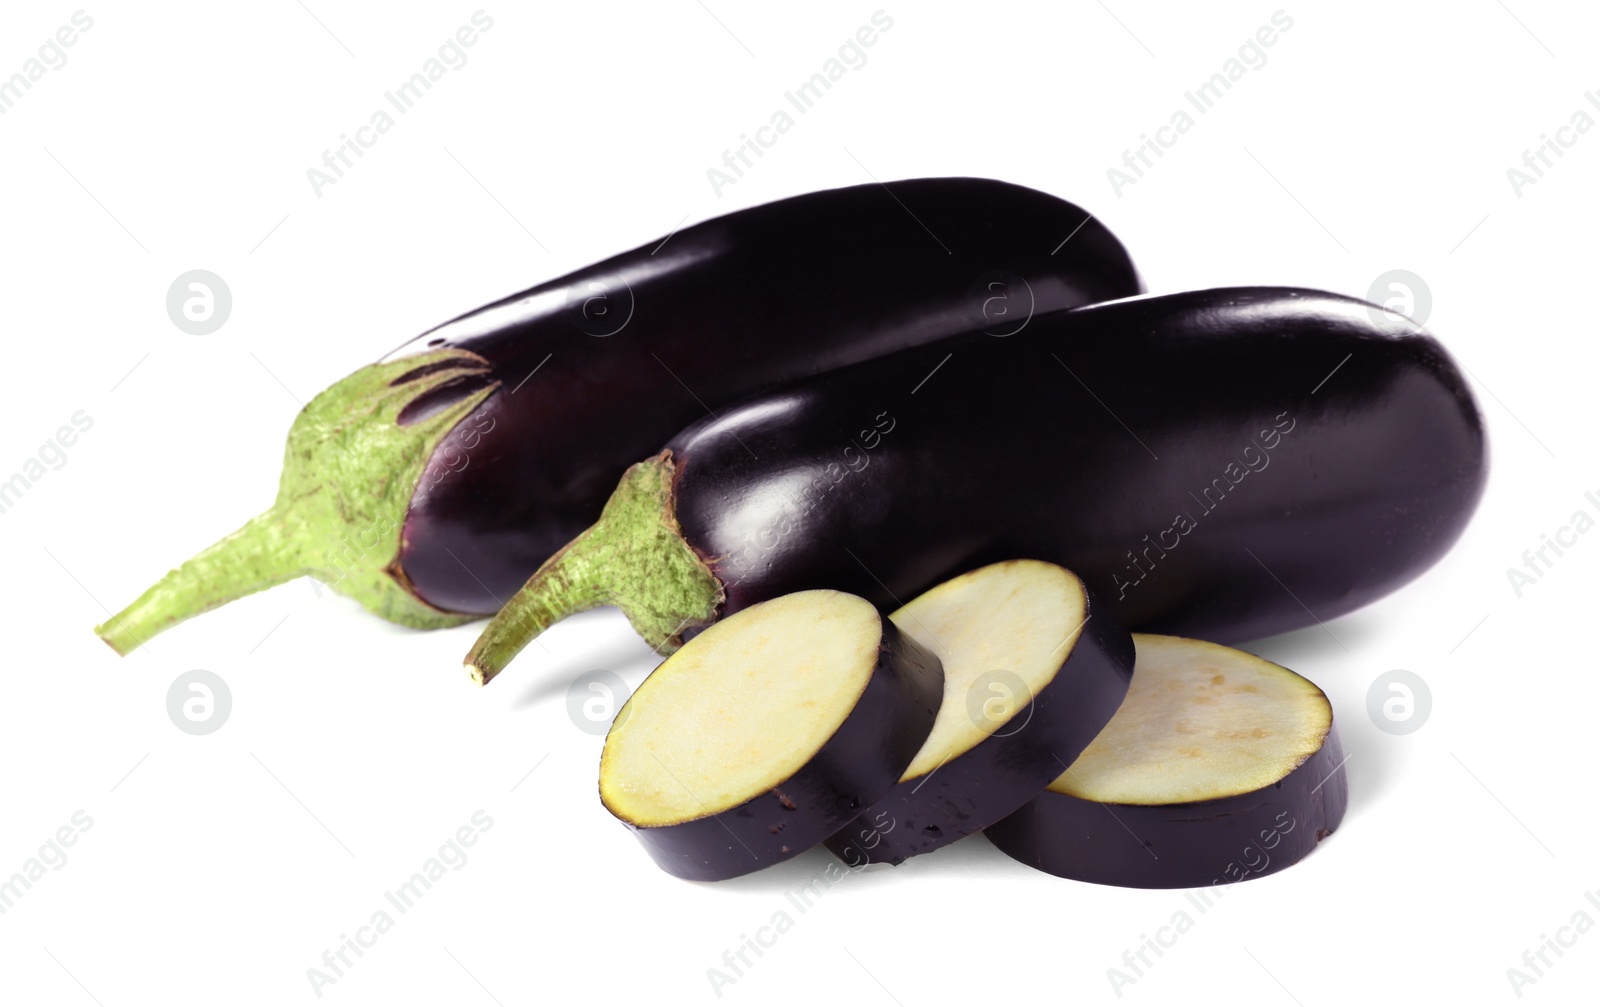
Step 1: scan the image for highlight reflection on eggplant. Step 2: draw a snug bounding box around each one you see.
[96,178,1139,653]
[598,591,942,881]
[466,287,1487,683]
[985,634,1346,888]
[825,560,1134,866]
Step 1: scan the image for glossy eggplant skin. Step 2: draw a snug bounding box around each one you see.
[666,288,1487,643]
[615,617,943,882]
[825,579,1134,867]
[984,720,1347,888]
[385,178,1141,613]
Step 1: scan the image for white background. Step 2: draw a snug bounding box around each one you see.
[1,1,1596,1004]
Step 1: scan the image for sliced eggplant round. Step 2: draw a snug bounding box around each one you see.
[985,634,1346,889]
[824,561,1134,866]
[599,590,942,881]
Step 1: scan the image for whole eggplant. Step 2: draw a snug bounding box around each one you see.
[96,178,1139,653]
[466,287,1487,683]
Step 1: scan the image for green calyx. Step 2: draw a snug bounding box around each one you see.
[95,348,497,655]
[464,452,725,686]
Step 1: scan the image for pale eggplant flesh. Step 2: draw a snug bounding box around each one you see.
[599,591,943,882]
[984,634,1347,889]
[825,561,1134,866]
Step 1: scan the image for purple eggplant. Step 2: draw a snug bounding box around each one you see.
[465,287,1487,684]
[95,178,1139,653]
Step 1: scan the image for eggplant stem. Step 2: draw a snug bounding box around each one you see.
[95,510,306,655]
[464,452,724,686]
[93,348,494,654]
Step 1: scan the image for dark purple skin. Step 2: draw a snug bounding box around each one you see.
[665,287,1488,644]
[983,721,1348,888]
[611,616,943,883]
[383,178,1141,613]
[826,577,1135,866]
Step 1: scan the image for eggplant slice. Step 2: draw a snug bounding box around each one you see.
[599,590,942,881]
[986,634,1347,888]
[825,561,1133,865]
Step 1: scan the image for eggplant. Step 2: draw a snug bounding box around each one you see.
[465,286,1486,683]
[824,560,1134,866]
[95,178,1139,654]
[598,590,942,881]
[984,634,1347,888]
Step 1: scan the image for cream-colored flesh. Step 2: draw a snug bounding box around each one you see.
[892,560,1087,782]
[1051,634,1332,805]
[600,590,882,828]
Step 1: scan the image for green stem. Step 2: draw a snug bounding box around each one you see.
[93,348,494,654]
[465,452,725,686]
[96,510,306,655]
